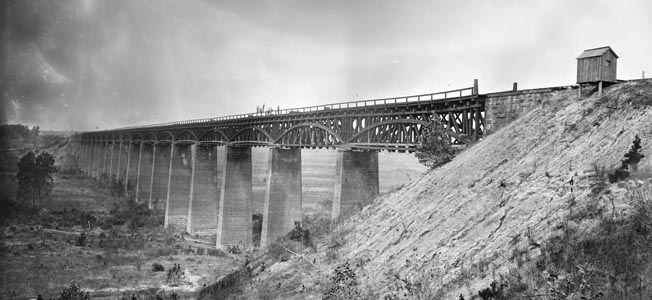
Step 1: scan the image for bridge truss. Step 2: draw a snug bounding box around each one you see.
[82,85,484,152]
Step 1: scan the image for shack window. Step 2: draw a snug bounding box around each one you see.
[605,59,611,67]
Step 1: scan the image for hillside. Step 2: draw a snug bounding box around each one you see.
[235,79,652,299]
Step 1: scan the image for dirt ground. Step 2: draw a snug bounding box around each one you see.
[0,172,240,300]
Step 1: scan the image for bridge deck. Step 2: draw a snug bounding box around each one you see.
[83,85,484,152]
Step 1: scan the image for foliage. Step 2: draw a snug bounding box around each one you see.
[50,281,89,300]
[0,124,39,140]
[322,262,363,300]
[477,281,507,300]
[414,117,460,169]
[107,199,164,230]
[152,263,165,272]
[287,221,315,250]
[503,185,652,299]
[166,263,184,286]
[15,150,57,208]
[609,135,645,182]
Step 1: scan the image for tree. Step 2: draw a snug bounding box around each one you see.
[414,117,463,169]
[15,150,57,208]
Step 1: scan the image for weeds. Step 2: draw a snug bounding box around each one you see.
[322,262,363,300]
[166,263,184,286]
[609,135,645,182]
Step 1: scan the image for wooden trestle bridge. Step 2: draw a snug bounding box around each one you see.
[81,81,484,150]
[77,81,485,247]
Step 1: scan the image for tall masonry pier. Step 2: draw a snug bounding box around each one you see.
[76,81,485,248]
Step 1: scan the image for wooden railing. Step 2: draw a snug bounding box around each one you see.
[104,84,477,132]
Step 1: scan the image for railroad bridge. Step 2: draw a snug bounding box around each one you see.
[77,81,485,247]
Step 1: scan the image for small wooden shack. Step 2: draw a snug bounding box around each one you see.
[577,46,618,96]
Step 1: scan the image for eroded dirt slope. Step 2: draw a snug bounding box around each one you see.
[328,79,652,298]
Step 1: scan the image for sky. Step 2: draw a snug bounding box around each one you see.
[3,0,652,130]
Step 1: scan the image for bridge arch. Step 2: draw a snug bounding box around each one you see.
[198,129,229,144]
[144,132,157,143]
[175,130,198,144]
[229,127,273,145]
[346,119,427,144]
[131,133,144,142]
[157,131,175,143]
[274,122,343,146]
[119,133,132,141]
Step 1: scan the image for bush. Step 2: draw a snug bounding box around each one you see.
[502,185,652,299]
[609,135,645,183]
[152,263,164,272]
[322,262,363,300]
[52,281,89,300]
[414,117,461,169]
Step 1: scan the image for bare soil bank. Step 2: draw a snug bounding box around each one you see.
[224,80,652,299]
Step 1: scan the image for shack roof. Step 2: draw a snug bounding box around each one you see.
[577,46,619,59]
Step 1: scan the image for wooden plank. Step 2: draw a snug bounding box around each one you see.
[462,109,468,135]
[449,111,460,133]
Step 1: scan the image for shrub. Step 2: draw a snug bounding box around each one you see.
[503,185,652,299]
[152,263,165,272]
[53,281,89,300]
[609,135,645,183]
[414,117,461,169]
[166,263,184,286]
[322,262,363,300]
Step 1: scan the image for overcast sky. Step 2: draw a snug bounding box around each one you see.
[4,0,652,130]
[153,0,652,124]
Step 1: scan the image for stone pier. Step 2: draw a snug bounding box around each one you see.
[137,143,154,204]
[216,146,252,247]
[125,143,140,196]
[261,148,302,248]
[332,150,379,220]
[164,144,193,228]
[101,141,110,181]
[187,145,222,234]
[151,144,171,210]
[114,142,123,182]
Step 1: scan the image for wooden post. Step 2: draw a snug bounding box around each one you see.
[474,107,481,140]
[598,81,603,96]
[473,79,479,95]
[462,109,469,136]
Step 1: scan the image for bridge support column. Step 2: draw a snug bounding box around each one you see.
[115,142,123,182]
[150,144,171,210]
[188,145,221,234]
[216,146,252,247]
[332,150,379,220]
[88,141,94,176]
[125,143,140,197]
[124,143,133,195]
[93,140,101,179]
[164,144,193,229]
[137,143,153,204]
[261,148,302,248]
[84,140,93,176]
[107,141,115,182]
[101,141,109,181]
[81,141,87,175]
